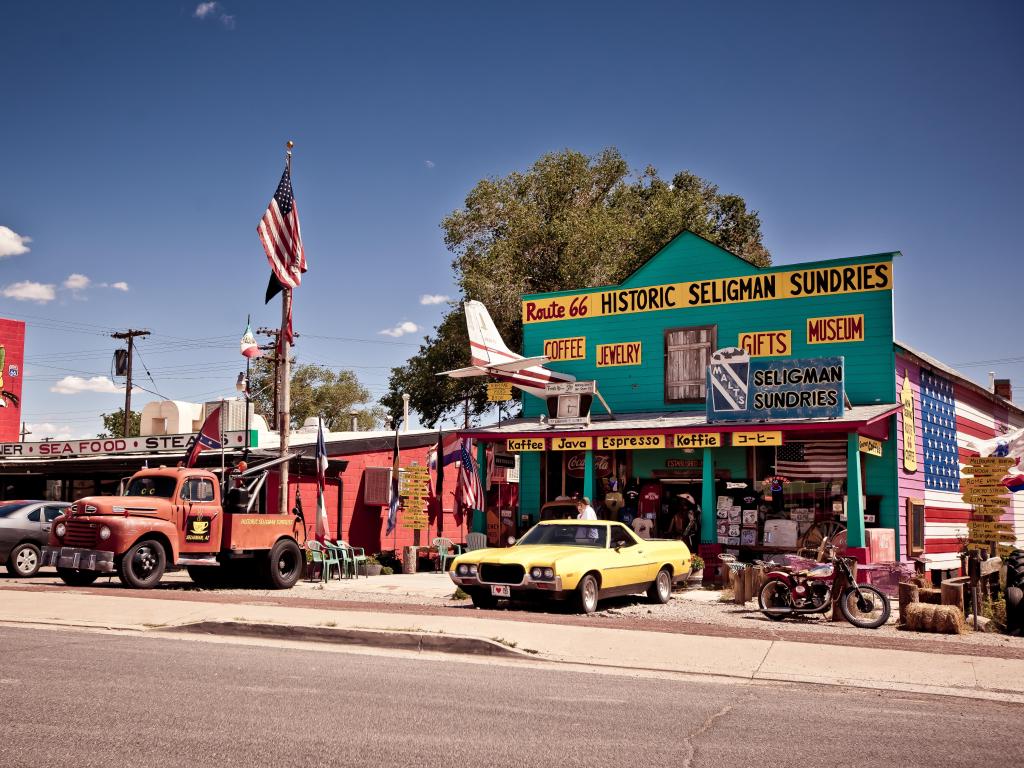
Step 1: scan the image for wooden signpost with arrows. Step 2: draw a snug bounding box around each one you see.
[961,455,1015,629]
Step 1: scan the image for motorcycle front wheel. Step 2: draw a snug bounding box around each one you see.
[839,585,891,629]
[757,578,792,622]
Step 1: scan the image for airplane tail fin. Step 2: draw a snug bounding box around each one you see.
[464,300,516,365]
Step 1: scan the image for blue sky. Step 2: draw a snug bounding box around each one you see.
[1,1,1022,439]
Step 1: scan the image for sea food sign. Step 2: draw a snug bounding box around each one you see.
[706,348,844,423]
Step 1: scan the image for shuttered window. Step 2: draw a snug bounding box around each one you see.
[665,325,716,403]
[363,467,392,506]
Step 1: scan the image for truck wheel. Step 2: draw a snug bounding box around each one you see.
[57,568,99,587]
[266,539,302,589]
[119,539,166,589]
[647,567,672,604]
[7,542,41,577]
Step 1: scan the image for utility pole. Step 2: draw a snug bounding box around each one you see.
[20,422,30,442]
[111,329,150,437]
[256,328,281,426]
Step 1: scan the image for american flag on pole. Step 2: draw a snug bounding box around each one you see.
[257,164,307,342]
[456,438,485,525]
[314,418,329,543]
[775,441,847,479]
[387,425,400,535]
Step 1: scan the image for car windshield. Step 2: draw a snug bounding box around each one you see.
[518,524,607,548]
[125,476,177,498]
[0,503,29,518]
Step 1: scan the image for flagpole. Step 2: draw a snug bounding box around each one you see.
[278,140,294,517]
[220,397,226,479]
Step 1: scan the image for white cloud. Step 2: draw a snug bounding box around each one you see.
[0,226,31,258]
[25,422,76,441]
[193,2,217,18]
[110,281,129,292]
[220,14,236,29]
[2,281,56,303]
[379,321,419,338]
[420,293,450,305]
[424,160,435,169]
[50,376,134,395]
[63,273,91,291]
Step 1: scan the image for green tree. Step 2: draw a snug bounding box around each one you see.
[97,408,141,438]
[248,358,384,432]
[383,147,771,426]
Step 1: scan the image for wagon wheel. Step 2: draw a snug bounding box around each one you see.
[798,521,847,559]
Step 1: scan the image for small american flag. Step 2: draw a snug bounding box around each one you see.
[257,165,306,291]
[775,441,847,479]
[456,438,484,524]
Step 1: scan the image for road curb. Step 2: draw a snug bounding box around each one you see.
[162,620,530,657]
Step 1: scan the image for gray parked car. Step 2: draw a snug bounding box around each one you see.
[0,501,72,577]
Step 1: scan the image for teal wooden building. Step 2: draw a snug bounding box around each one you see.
[462,231,902,560]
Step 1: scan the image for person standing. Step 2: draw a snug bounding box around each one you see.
[575,497,597,520]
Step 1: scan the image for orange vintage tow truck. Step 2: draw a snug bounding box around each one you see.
[42,457,305,589]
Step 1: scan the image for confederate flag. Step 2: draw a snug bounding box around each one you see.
[184,407,222,468]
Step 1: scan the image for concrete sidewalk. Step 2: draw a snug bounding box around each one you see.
[2,590,1022,703]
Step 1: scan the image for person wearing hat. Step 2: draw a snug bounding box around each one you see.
[575,496,597,521]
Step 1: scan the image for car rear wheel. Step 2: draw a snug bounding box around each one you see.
[576,574,600,614]
[647,567,672,604]
[119,539,166,589]
[57,568,99,587]
[7,542,41,577]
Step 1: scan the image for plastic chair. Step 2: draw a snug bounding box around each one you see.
[466,532,487,552]
[323,540,353,579]
[432,537,463,572]
[307,541,342,582]
[336,540,367,578]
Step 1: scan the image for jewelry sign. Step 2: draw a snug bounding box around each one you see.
[706,348,844,423]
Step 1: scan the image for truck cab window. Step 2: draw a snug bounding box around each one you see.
[181,478,215,502]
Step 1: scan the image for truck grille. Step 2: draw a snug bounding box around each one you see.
[64,520,98,549]
[479,564,524,585]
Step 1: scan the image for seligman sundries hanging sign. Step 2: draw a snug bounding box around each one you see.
[706,348,844,423]
[522,261,891,324]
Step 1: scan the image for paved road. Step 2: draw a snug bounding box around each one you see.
[0,627,1018,768]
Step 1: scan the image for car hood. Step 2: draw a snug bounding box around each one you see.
[70,496,170,519]
[458,544,604,566]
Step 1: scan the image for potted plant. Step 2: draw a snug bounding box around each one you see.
[688,555,705,584]
[360,555,383,577]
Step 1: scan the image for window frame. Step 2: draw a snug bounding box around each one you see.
[664,324,717,404]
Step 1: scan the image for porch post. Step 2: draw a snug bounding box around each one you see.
[583,450,596,505]
[701,447,716,543]
[846,432,865,548]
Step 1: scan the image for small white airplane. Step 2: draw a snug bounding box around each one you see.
[438,300,575,400]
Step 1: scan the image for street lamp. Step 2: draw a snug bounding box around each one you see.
[236,370,251,459]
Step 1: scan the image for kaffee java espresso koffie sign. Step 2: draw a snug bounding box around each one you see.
[707,348,844,423]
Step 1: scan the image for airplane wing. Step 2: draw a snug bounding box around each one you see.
[436,366,487,378]
[486,356,551,373]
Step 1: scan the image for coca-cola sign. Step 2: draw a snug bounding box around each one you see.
[566,452,612,478]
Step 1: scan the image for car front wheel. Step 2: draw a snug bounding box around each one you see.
[575,574,599,614]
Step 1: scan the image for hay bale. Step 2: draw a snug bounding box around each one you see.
[903,603,965,634]
[898,581,920,622]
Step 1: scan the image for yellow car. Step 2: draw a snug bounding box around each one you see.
[449,519,691,613]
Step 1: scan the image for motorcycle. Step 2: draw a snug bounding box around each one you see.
[748,539,891,629]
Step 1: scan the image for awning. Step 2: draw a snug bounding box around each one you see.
[461,403,900,441]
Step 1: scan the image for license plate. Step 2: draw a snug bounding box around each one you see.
[490,585,511,597]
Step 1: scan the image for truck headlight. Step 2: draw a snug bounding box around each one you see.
[55,522,66,537]
[99,525,112,541]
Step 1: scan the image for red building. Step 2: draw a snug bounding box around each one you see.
[0,318,26,442]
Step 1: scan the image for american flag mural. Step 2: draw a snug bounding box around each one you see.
[898,355,1024,571]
